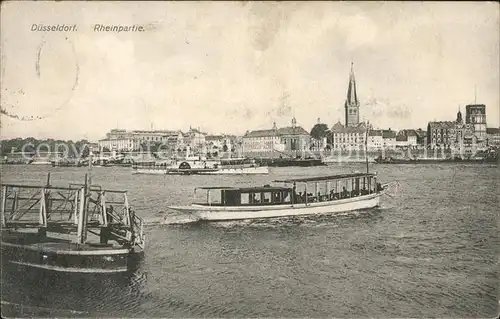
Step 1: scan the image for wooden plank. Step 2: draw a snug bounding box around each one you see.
[1,185,82,191]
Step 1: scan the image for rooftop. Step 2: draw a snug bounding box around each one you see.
[399,129,419,137]
[331,121,367,134]
[428,121,456,129]
[369,130,383,137]
[195,186,291,192]
[244,126,309,138]
[382,130,396,139]
[487,127,500,134]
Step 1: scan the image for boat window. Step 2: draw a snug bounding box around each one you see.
[262,192,271,203]
[241,193,250,204]
[222,190,241,206]
[250,192,261,204]
[272,191,281,203]
[282,191,291,203]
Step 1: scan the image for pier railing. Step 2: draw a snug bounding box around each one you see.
[0,182,144,249]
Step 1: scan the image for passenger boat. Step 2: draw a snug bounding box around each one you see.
[169,127,391,221]
[1,173,145,273]
[133,157,269,175]
[168,173,390,221]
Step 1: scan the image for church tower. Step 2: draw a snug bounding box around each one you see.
[456,106,463,124]
[345,62,360,127]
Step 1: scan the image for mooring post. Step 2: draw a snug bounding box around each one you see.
[1,186,7,227]
[77,174,89,244]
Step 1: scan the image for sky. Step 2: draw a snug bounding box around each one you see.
[1,1,499,141]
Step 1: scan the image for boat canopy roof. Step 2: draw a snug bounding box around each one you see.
[195,185,291,192]
[274,173,376,183]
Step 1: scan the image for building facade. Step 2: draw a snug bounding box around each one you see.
[427,121,455,148]
[427,110,474,150]
[330,122,367,150]
[99,129,184,151]
[487,128,500,146]
[279,118,311,152]
[205,134,233,153]
[242,118,310,154]
[98,138,140,151]
[183,127,206,148]
[395,130,419,148]
[382,129,397,149]
[367,130,383,150]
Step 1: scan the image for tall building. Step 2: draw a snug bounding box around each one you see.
[465,104,487,145]
[454,108,474,150]
[427,109,474,149]
[427,121,455,148]
[330,121,367,151]
[344,62,360,127]
[99,129,184,151]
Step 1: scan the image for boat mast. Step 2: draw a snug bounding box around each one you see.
[88,147,93,187]
[365,123,369,174]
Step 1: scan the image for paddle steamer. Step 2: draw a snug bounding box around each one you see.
[133,157,269,175]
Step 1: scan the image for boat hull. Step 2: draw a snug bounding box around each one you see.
[267,159,325,167]
[133,166,269,175]
[1,240,143,274]
[199,166,269,175]
[169,191,383,221]
[134,168,168,175]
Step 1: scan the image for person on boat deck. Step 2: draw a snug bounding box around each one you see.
[377,183,383,192]
[251,193,259,203]
[273,192,280,203]
[342,187,348,198]
[296,191,302,203]
[361,187,368,195]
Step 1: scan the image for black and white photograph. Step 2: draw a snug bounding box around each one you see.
[1,1,499,318]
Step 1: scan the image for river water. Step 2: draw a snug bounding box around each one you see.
[1,163,499,318]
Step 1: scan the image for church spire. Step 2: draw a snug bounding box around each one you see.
[346,61,359,106]
[345,61,360,127]
[456,105,463,123]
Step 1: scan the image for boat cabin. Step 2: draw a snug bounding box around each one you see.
[196,186,293,206]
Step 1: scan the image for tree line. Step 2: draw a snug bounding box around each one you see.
[0,138,91,157]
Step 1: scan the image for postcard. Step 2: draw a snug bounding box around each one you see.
[1,1,498,318]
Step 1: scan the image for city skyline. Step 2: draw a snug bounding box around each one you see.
[1,2,499,141]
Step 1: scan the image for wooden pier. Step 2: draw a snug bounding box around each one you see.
[1,173,145,273]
